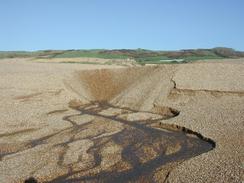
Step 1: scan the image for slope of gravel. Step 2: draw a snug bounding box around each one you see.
[164,63,244,182]
[0,58,243,183]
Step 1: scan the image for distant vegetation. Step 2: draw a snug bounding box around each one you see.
[1,47,244,64]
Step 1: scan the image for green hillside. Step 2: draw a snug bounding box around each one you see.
[1,47,244,64]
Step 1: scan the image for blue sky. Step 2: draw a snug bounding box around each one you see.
[0,0,243,51]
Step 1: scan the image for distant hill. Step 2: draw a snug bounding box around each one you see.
[1,47,244,64]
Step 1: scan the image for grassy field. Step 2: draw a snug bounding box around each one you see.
[1,47,243,64]
[54,50,130,59]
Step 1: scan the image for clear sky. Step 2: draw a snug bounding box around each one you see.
[0,0,243,51]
